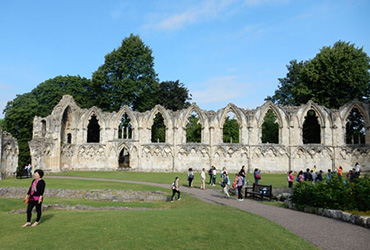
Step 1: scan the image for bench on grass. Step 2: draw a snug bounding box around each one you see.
[245,183,272,201]
[16,169,29,179]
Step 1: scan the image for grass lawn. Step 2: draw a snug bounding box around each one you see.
[0,174,317,250]
[49,171,290,188]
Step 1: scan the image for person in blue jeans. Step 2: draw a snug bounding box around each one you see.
[212,166,217,186]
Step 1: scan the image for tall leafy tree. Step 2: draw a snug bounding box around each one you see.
[157,80,191,111]
[3,93,39,168]
[266,60,306,106]
[2,76,92,168]
[267,41,370,109]
[92,34,159,112]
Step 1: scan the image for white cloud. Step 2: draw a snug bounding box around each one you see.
[143,0,237,31]
[190,75,252,110]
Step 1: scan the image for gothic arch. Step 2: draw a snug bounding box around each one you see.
[80,107,104,129]
[298,101,327,129]
[342,102,370,128]
[219,104,244,128]
[147,105,171,129]
[182,104,206,129]
[257,102,285,129]
[61,106,74,144]
[114,105,139,129]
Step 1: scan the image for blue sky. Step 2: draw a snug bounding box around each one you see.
[1,0,369,118]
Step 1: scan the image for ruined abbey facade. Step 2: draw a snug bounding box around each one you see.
[0,127,18,178]
[29,95,370,173]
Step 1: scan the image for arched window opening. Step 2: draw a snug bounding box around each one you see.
[118,113,132,139]
[41,120,47,138]
[151,113,166,143]
[67,133,72,144]
[118,148,130,169]
[186,111,201,143]
[87,115,100,143]
[346,108,365,144]
[261,109,279,143]
[61,107,72,144]
[223,112,239,143]
[302,109,320,144]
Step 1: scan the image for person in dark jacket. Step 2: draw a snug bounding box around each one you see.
[22,169,46,227]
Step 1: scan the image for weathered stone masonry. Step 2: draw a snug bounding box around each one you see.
[0,127,18,178]
[30,95,370,173]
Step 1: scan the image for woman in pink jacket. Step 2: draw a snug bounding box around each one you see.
[288,170,294,188]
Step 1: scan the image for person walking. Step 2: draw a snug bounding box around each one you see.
[236,173,244,201]
[171,177,181,202]
[200,168,206,190]
[187,168,194,187]
[22,169,46,227]
[221,171,230,198]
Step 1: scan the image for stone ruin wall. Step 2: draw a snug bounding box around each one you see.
[29,95,370,174]
[0,127,18,178]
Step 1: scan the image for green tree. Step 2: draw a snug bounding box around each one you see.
[267,41,370,109]
[151,113,166,143]
[157,80,191,111]
[266,60,306,106]
[346,108,365,144]
[261,110,279,143]
[2,76,92,168]
[3,93,39,168]
[92,34,159,112]
[0,118,4,128]
[223,116,239,143]
[186,114,201,143]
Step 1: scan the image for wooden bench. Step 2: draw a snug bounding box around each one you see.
[245,183,273,201]
[16,169,29,179]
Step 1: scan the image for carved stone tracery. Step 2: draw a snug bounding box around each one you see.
[28,95,370,173]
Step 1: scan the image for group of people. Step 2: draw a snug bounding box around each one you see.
[172,165,263,201]
[287,163,362,187]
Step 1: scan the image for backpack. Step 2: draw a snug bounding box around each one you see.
[171,182,175,190]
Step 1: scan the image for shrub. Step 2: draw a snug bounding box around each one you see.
[292,174,370,211]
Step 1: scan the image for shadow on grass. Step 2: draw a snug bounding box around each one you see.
[40,213,54,224]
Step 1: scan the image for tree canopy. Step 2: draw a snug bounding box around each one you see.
[267,41,370,109]
[91,34,159,112]
[2,34,192,167]
[157,80,191,111]
[2,75,93,168]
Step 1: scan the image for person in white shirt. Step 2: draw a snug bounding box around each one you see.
[212,167,217,186]
[354,162,361,177]
[200,168,206,190]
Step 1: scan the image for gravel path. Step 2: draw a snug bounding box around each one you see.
[48,176,370,250]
